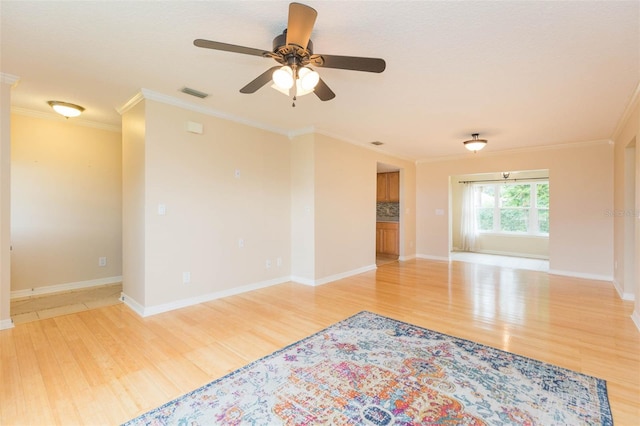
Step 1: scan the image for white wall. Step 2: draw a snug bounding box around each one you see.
[417,142,614,279]
[10,114,122,293]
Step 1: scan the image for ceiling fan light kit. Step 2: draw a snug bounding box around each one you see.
[193,2,385,106]
[273,66,294,89]
[463,133,488,153]
[47,100,85,118]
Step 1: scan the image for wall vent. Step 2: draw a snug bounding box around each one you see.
[180,87,209,99]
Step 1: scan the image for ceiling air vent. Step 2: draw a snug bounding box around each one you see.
[180,87,209,99]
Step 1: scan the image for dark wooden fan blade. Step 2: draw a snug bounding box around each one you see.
[194,39,268,57]
[314,78,336,101]
[240,66,280,94]
[310,54,386,73]
[286,3,317,49]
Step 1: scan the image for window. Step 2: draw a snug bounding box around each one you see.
[475,181,549,235]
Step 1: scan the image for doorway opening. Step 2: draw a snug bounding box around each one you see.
[376,163,401,266]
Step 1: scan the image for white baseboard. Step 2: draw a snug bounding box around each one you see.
[123,264,379,317]
[11,276,123,299]
[290,275,315,286]
[416,253,450,262]
[632,310,640,333]
[547,269,613,282]
[122,275,290,318]
[293,264,377,287]
[613,279,635,301]
[0,318,14,330]
[474,249,549,260]
[398,254,416,261]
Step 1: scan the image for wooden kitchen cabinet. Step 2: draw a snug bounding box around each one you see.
[376,172,399,202]
[376,222,399,255]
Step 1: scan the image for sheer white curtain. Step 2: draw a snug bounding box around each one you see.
[460,183,477,251]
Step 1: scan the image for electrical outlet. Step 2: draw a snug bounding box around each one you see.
[238,238,244,248]
[235,169,241,178]
[266,259,272,269]
[277,257,282,267]
[98,257,107,267]
[182,272,191,284]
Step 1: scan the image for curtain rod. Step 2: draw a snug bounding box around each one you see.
[458,177,549,184]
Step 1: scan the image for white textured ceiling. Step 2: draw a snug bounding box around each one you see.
[1,1,638,160]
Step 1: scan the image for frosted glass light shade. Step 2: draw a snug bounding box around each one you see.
[464,141,487,151]
[298,67,319,91]
[47,101,84,118]
[463,134,487,152]
[272,66,294,89]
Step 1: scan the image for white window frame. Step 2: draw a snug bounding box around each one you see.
[474,181,549,236]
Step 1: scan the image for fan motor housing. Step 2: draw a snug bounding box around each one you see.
[273,30,313,55]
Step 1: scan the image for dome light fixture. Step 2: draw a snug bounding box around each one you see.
[47,101,85,118]
[463,133,487,153]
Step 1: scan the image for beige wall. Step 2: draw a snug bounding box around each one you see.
[0,77,12,327]
[313,134,417,279]
[289,132,417,284]
[314,134,377,279]
[122,95,417,311]
[417,142,614,279]
[10,114,122,292]
[124,99,292,309]
[122,101,147,304]
[290,133,315,281]
[612,93,640,324]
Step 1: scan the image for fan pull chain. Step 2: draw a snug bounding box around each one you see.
[292,95,297,107]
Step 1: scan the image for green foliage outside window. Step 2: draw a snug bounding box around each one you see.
[478,208,494,231]
[500,184,530,207]
[474,181,549,235]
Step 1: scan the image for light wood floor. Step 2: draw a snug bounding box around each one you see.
[1,259,638,425]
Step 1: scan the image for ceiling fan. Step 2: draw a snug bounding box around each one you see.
[194,2,386,105]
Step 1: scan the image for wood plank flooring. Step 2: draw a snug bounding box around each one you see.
[1,258,638,425]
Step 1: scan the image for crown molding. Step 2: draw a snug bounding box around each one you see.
[115,91,144,115]
[288,126,315,139]
[612,80,640,141]
[11,107,121,133]
[0,73,20,87]
[416,139,612,164]
[119,89,291,137]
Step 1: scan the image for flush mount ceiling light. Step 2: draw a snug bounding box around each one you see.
[463,133,488,153]
[47,101,85,118]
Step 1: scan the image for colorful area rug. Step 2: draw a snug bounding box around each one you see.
[124,311,612,425]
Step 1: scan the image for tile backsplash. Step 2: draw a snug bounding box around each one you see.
[377,202,399,218]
